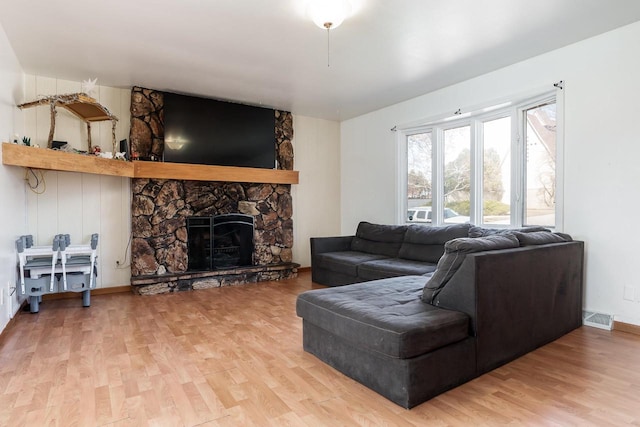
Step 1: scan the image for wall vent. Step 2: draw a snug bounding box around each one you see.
[582,310,613,330]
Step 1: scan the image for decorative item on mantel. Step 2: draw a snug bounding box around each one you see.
[17,86,119,155]
[81,78,98,97]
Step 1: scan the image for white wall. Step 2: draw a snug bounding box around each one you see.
[22,76,132,289]
[291,115,341,267]
[341,21,640,326]
[0,24,26,332]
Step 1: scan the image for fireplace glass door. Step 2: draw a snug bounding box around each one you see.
[213,214,254,269]
[186,214,254,271]
[187,217,213,270]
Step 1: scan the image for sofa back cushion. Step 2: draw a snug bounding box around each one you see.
[421,233,520,303]
[511,230,572,245]
[398,223,471,263]
[468,226,550,238]
[350,222,407,257]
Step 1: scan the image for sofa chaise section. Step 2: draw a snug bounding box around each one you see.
[296,276,476,408]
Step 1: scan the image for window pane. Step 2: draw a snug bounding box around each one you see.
[444,126,471,224]
[407,133,432,223]
[482,117,511,224]
[525,102,556,227]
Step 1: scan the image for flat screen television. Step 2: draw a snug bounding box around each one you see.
[163,92,276,169]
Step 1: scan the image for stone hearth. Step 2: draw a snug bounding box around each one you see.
[130,263,299,295]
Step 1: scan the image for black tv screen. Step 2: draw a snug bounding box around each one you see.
[163,92,276,169]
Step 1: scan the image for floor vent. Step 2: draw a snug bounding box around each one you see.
[583,310,613,330]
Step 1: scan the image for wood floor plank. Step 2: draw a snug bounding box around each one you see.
[1,271,640,426]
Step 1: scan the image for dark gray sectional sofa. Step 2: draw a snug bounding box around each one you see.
[298,222,584,408]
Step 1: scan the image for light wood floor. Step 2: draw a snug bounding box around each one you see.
[1,271,639,426]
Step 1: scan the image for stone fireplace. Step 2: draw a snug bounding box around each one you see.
[128,86,298,295]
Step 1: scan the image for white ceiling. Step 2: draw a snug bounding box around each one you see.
[2,0,640,121]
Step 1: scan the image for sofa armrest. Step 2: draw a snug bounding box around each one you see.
[310,236,354,255]
[433,241,584,374]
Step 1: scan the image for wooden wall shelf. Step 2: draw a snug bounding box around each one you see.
[2,143,299,184]
[133,159,299,184]
[2,142,133,177]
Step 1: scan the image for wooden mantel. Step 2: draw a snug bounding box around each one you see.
[2,142,133,177]
[1,143,299,184]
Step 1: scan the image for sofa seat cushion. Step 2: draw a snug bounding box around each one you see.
[296,276,470,359]
[314,251,389,276]
[357,258,437,281]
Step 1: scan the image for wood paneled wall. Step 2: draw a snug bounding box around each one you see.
[22,75,132,288]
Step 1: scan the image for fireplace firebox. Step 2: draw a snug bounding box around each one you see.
[186,214,254,270]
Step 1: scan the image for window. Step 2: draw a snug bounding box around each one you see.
[407,132,432,221]
[401,88,562,229]
[524,101,556,227]
[443,126,471,224]
[482,116,511,224]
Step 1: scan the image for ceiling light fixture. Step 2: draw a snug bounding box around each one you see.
[308,0,351,30]
[307,0,352,67]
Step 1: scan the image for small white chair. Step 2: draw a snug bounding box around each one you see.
[59,233,98,291]
[15,235,60,312]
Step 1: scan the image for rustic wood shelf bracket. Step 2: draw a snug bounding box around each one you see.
[18,93,118,154]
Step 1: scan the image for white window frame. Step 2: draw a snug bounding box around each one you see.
[514,92,565,230]
[397,85,564,230]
